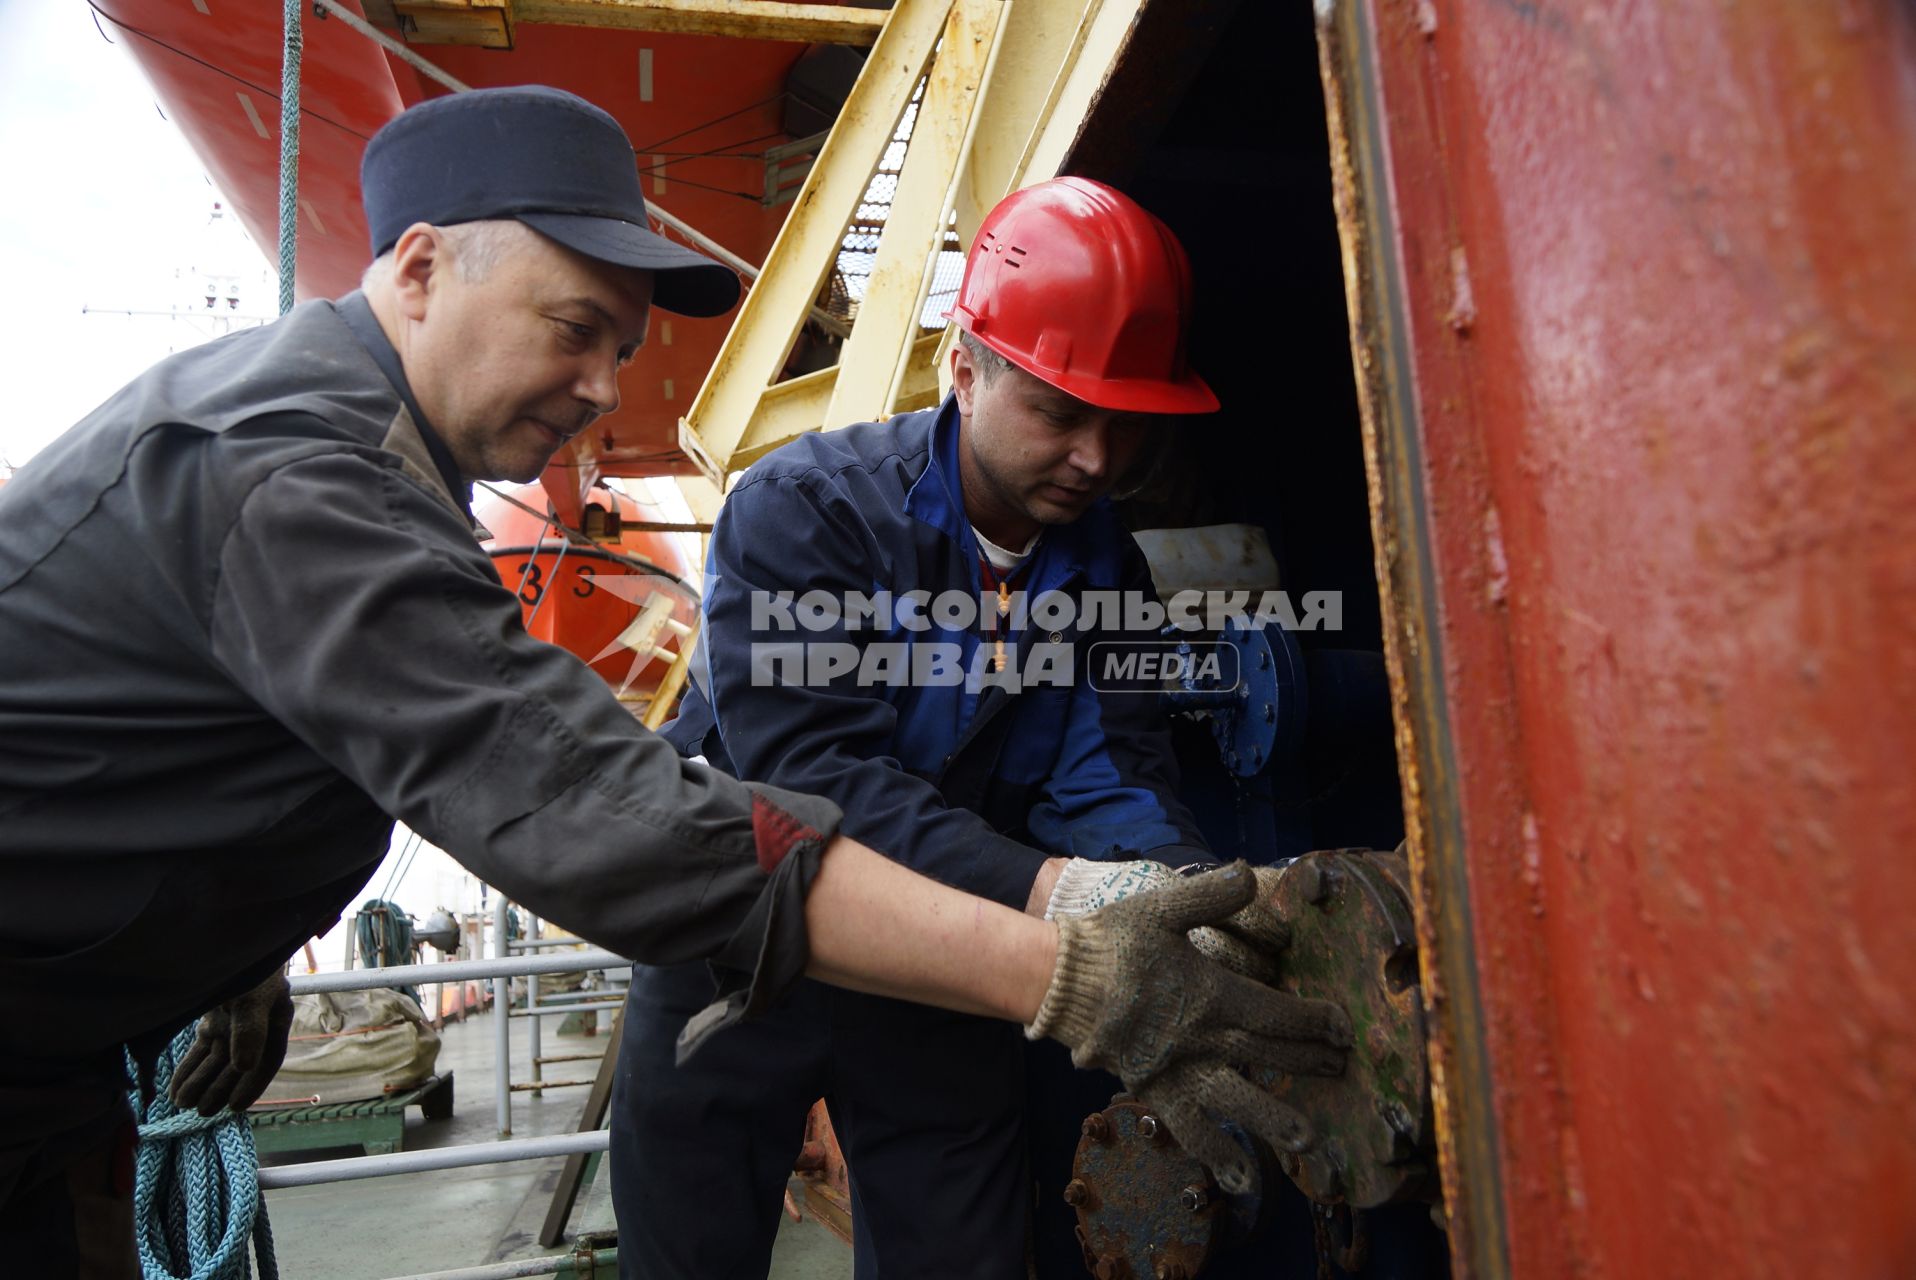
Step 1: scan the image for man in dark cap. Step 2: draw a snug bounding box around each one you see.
[0,87,1346,1277]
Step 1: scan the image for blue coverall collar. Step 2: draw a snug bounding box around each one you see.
[904,394,1129,592]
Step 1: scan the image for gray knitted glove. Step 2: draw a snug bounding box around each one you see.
[1028,862,1350,1193]
[170,969,295,1116]
[1195,864,1294,984]
[1045,857,1292,984]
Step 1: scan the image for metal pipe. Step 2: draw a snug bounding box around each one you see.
[381,1247,617,1280]
[508,1003,624,1019]
[508,1079,593,1092]
[602,521,714,534]
[527,915,543,1095]
[634,206,851,338]
[493,900,511,1136]
[256,1131,611,1189]
[287,950,629,995]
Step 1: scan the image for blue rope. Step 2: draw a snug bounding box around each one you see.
[125,1028,278,1280]
[276,0,301,315]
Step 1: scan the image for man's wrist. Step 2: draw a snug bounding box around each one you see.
[1024,856,1068,917]
[1020,918,1062,1026]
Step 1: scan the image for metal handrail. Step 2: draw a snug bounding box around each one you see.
[509,1002,624,1019]
[266,901,628,1280]
[258,1131,610,1189]
[287,950,629,994]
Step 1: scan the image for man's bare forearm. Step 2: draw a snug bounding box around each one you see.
[803,835,1057,1023]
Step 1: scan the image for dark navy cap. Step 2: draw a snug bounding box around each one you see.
[361,86,741,318]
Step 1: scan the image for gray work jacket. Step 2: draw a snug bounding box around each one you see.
[0,295,839,1147]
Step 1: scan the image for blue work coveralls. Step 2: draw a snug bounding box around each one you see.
[611,397,1210,1279]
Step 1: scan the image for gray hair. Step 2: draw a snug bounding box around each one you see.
[359,219,535,291]
[957,329,1012,386]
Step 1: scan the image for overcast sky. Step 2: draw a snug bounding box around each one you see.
[0,0,269,471]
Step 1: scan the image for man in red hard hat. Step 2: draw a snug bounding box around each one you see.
[613,178,1349,1279]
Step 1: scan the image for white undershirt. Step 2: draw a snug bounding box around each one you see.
[972,525,1040,572]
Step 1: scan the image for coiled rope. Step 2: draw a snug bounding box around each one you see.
[356,897,421,1007]
[125,1028,278,1280]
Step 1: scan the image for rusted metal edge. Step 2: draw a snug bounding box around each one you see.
[1057,0,1246,186]
[1312,4,1508,1278]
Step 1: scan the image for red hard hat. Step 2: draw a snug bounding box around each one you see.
[946,177,1217,415]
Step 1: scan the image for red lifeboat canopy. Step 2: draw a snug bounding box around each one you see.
[475,483,700,714]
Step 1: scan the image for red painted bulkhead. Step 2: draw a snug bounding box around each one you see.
[1336,3,1916,1276]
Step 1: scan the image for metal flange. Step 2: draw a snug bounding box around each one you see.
[1063,847,1438,1276]
[1068,1097,1226,1280]
[1258,847,1435,1208]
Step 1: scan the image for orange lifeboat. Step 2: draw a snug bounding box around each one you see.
[475,483,700,717]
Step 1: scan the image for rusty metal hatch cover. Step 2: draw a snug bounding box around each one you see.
[1260,847,1436,1208]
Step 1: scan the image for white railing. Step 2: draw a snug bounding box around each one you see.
[276,906,628,1279]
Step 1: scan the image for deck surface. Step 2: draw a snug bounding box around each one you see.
[259,1005,851,1278]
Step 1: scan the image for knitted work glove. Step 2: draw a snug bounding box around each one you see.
[1028,862,1350,1193]
[1045,857,1291,985]
[1198,863,1294,984]
[169,969,295,1116]
[1043,857,1181,918]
